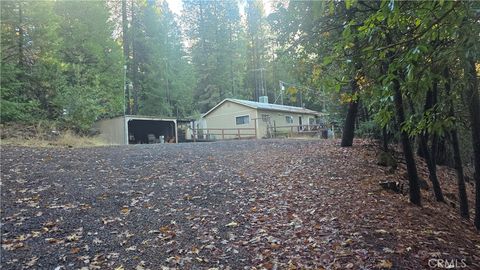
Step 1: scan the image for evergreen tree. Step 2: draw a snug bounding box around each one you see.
[138,0,195,118]
[54,0,123,131]
[183,0,246,113]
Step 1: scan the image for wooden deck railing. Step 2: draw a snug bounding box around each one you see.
[267,124,329,138]
[192,119,257,142]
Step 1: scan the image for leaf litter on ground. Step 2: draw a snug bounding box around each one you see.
[1,139,479,269]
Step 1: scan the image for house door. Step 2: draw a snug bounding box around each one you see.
[298,117,303,131]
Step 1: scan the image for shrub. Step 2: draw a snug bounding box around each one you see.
[0,100,44,123]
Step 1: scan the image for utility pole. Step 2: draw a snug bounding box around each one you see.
[123,64,128,144]
[121,0,130,115]
[279,81,284,105]
[251,68,267,101]
[123,65,127,116]
[163,58,169,106]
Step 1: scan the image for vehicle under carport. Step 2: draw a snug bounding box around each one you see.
[95,116,177,145]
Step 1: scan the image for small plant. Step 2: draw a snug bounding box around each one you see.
[356,120,381,139]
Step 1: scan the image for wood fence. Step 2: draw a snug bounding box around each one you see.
[267,124,330,138]
[192,118,257,142]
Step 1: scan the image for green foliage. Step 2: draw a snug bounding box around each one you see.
[183,0,247,113]
[356,120,381,139]
[267,0,478,175]
[136,1,196,118]
[1,0,197,132]
[55,86,101,133]
[1,0,123,132]
[0,100,43,123]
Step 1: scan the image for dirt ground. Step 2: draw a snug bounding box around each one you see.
[1,139,479,269]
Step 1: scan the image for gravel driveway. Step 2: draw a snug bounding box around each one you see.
[2,140,479,269]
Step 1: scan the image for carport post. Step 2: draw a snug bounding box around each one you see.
[193,124,196,142]
[124,116,129,145]
[175,119,178,143]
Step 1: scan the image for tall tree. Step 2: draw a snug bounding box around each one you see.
[1,0,123,132]
[54,0,123,131]
[445,68,469,218]
[122,0,131,115]
[138,0,196,117]
[246,0,268,102]
[183,0,246,113]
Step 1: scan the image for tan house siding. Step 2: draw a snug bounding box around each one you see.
[202,101,258,139]
[203,100,320,139]
[256,110,317,138]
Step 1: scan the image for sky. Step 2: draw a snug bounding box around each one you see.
[165,0,274,16]
[165,0,183,15]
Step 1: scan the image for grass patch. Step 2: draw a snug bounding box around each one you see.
[1,130,107,148]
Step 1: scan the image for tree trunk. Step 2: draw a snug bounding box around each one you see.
[341,78,359,147]
[382,127,389,152]
[389,55,421,205]
[121,0,131,115]
[341,9,361,147]
[465,59,480,230]
[16,2,25,103]
[417,136,427,158]
[421,81,445,202]
[384,33,421,204]
[416,87,434,159]
[451,129,470,218]
[131,0,139,114]
[18,2,24,68]
[445,67,469,218]
[380,60,389,152]
[420,134,445,202]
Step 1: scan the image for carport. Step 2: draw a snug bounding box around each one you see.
[95,116,177,145]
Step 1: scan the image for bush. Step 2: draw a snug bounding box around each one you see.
[0,100,44,123]
[55,86,102,134]
[356,120,382,138]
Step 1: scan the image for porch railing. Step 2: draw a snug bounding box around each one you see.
[267,124,330,138]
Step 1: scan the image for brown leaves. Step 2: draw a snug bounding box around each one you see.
[25,256,38,267]
[46,238,64,244]
[120,206,130,215]
[376,259,393,269]
[2,140,480,269]
[191,246,200,255]
[225,221,239,228]
[2,240,25,251]
[158,226,176,240]
[270,243,281,250]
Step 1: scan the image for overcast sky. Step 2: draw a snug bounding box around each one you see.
[165,0,274,16]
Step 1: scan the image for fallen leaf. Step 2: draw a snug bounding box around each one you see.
[225,222,239,228]
[26,256,38,267]
[376,259,393,269]
[121,207,130,215]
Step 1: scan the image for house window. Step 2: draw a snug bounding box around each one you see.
[236,115,249,125]
[285,115,294,124]
[309,118,315,125]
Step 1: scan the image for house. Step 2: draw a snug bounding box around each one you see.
[200,98,324,139]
